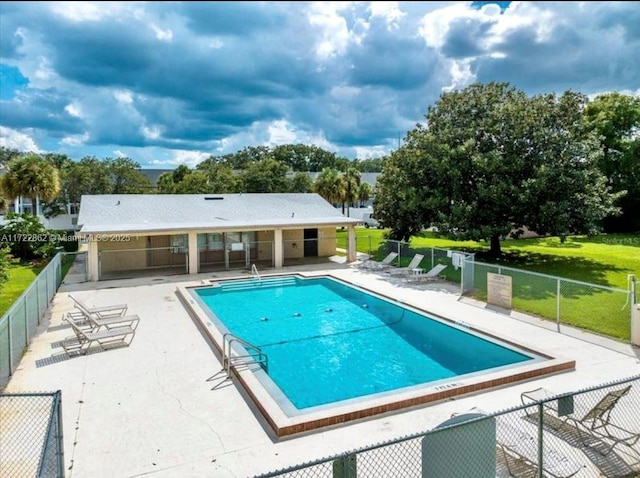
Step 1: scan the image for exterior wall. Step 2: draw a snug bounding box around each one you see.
[318,227,337,257]
[283,229,304,259]
[44,214,78,231]
[98,236,147,272]
[255,230,275,262]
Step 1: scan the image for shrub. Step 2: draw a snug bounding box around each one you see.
[0,246,9,286]
[0,213,56,260]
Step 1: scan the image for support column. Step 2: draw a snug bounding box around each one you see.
[87,240,99,281]
[274,229,283,268]
[188,232,199,274]
[347,225,357,262]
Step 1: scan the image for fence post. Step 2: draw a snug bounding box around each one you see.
[556,279,561,333]
[431,248,435,269]
[56,391,65,478]
[24,298,30,345]
[8,312,13,375]
[537,402,544,478]
[630,275,639,347]
[36,279,41,325]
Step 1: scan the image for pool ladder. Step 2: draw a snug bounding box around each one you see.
[251,264,261,281]
[209,333,268,390]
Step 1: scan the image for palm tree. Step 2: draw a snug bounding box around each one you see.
[343,167,361,215]
[358,182,373,207]
[1,154,61,215]
[313,168,346,208]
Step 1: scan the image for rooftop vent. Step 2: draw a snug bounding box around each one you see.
[204,197,224,201]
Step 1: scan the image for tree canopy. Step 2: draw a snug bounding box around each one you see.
[375,82,622,254]
[1,154,61,214]
[583,92,640,232]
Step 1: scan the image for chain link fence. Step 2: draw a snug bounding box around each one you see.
[0,391,65,478]
[465,260,633,341]
[253,374,640,478]
[1,253,64,387]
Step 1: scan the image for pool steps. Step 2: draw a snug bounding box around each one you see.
[219,276,298,292]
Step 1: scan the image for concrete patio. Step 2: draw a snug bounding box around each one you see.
[4,261,640,477]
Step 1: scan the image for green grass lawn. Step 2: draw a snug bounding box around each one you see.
[0,260,45,316]
[339,228,639,340]
[0,254,76,317]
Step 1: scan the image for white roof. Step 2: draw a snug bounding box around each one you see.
[77,194,359,234]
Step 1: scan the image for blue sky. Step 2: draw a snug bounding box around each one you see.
[0,1,638,168]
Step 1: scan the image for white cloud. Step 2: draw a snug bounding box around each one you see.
[151,24,173,41]
[0,126,41,152]
[267,120,298,145]
[171,150,209,167]
[114,90,134,104]
[141,125,163,140]
[65,102,83,118]
[50,1,137,22]
[50,2,104,22]
[308,2,354,60]
[145,149,209,167]
[442,59,475,92]
[113,150,127,158]
[354,145,388,159]
[419,3,467,50]
[419,2,556,54]
[61,132,89,146]
[368,2,406,30]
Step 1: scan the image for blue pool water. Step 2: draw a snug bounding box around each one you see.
[195,276,533,409]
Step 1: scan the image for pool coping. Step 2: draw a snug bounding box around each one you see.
[176,272,575,438]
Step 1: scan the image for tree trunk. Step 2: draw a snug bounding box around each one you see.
[490,234,502,256]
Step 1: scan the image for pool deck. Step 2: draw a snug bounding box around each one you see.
[4,261,640,477]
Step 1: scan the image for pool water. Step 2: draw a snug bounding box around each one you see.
[195,276,533,409]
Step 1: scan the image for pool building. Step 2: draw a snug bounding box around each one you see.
[76,193,360,281]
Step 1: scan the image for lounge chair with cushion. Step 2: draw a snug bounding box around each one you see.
[386,254,424,276]
[62,315,136,356]
[405,263,448,282]
[69,294,128,319]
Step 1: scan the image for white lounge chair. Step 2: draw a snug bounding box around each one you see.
[360,252,398,270]
[66,310,140,333]
[386,254,424,276]
[405,263,448,282]
[69,295,128,319]
[62,316,136,356]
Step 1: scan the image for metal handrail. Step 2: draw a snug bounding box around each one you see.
[222,332,268,377]
[251,264,261,281]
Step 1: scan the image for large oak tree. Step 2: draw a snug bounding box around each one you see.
[375,82,621,255]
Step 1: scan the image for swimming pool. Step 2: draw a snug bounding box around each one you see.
[180,274,574,436]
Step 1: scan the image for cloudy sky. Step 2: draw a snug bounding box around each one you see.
[1,1,639,168]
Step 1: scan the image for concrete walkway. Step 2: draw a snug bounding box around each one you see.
[4,261,640,477]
